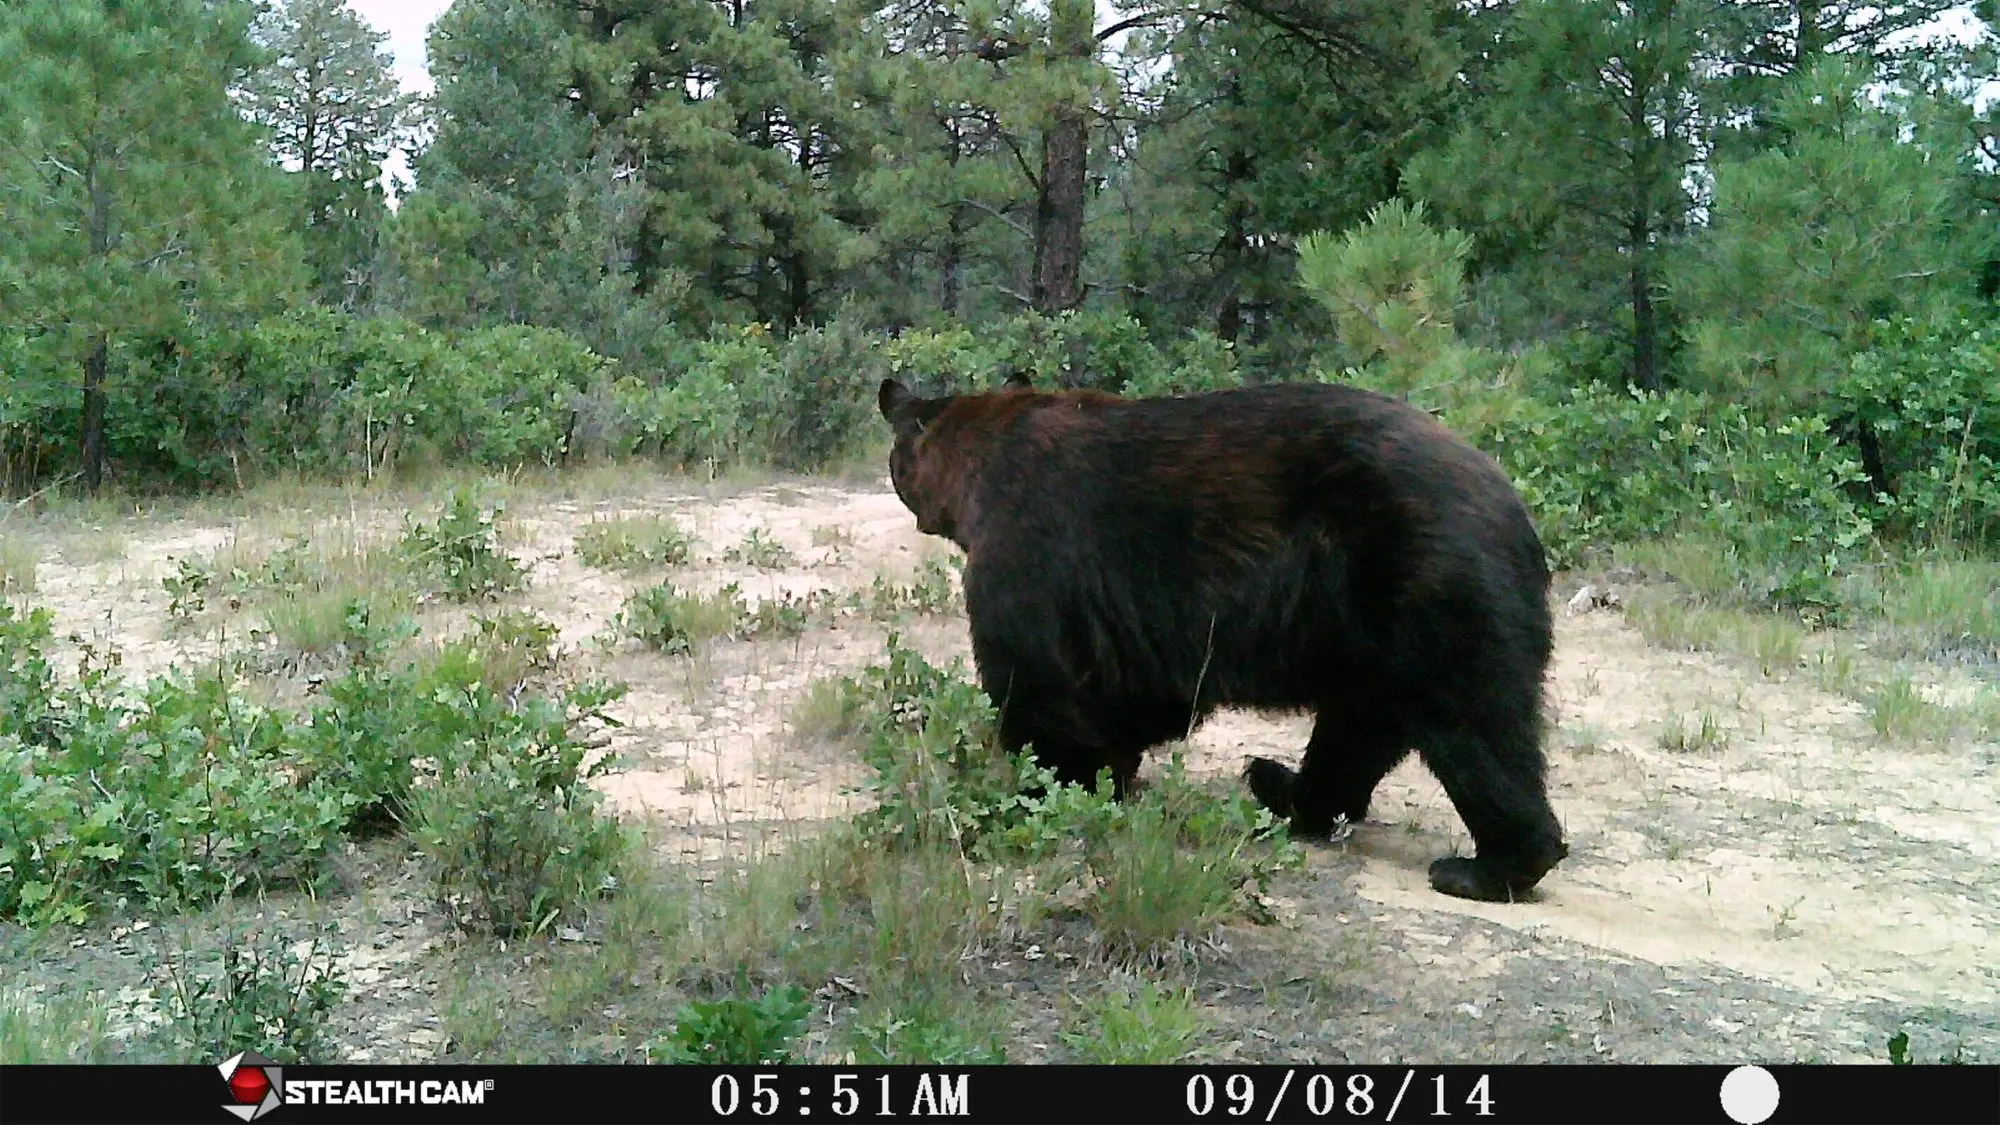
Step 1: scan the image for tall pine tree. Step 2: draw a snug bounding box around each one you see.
[1409,0,1713,390]
[0,0,300,492]
[239,0,411,307]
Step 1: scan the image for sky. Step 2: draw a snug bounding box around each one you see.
[351,0,451,97]
[350,0,451,193]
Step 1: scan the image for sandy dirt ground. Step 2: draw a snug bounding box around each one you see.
[5,473,1996,1063]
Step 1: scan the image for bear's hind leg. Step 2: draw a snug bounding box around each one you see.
[1415,724,1567,902]
[1246,709,1408,836]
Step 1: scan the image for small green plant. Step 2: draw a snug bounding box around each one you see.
[651,977,811,1064]
[1770,895,1805,939]
[849,1006,1008,1064]
[3,614,350,924]
[1658,710,1730,754]
[153,918,347,1065]
[1626,536,1744,603]
[0,985,112,1063]
[865,556,961,620]
[835,635,1051,853]
[264,589,410,661]
[790,677,852,742]
[1626,596,1729,654]
[743,590,836,640]
[1739,615,1804,678]
[403,667,629,938]
[238,539,314,595]
[1078,761,1291,956]
[0,536,37,596]
[1886,1028,1970,1065]
[1807,645,1859,693]
[831,637,1298,956]
[613,581,749,654]
[1879,558,2000,659]
[724,528,796,570]
[1866,674,1948,743]
[468,609,563,689]
[1059,979,1204,1063]
[574,514,692,572]
[402,489,525,603]
[810,525,854,549]
[162,557,212,622]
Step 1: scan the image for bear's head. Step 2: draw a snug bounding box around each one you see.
[877,371,1033,543]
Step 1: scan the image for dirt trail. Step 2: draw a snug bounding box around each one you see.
[8,476,1996,1058]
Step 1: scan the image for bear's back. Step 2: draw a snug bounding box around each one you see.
[977,381,1533,555]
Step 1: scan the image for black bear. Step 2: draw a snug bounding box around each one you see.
[876,373,1566,903]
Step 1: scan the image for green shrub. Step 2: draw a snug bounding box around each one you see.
[1,616,349,924]
[724,528,796,569]
[831,637,1298,956]
[613,581,748,654]
[0,594,624,929]
[883,324,993,396]
[162,557,211,623]
[1059,978,1204,1063]
[445,325,609,468]
[0,536,38,597]
[236,312,607,478]
[1838,317,2000,548]
[863,555,961,620]
[652,977,811,1064]
[401,489,525,603]
[403,667,628,938]
[609,328,762,468]
[574,514,692,571]
[849,1005,1008,1064]
[754,319,890,470]
[0,984,113,1064]
[1078,760,1285,955]
[153,918,346,1065]
[835,636,1051,854]
[1468,383,1872,609]
[0,311,621,492]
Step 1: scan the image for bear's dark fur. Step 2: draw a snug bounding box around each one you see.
[877,374,1567,902]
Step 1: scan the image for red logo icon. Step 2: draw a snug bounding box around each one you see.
[218,1051,283,1121]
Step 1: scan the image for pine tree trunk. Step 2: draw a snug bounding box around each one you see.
[1031,0,1092,316]
[941,203,965,317]
[941,120,965,316]
[80,337,109,495]
[1032,107,1087,314]
[1629,246,1661,392]
[81,155,112,494]
[1215,100,1251,343]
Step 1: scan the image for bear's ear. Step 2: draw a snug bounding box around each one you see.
[879,378,915,422]
[1002,370,1033,391]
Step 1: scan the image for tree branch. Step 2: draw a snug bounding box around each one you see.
[954,197,1033,239]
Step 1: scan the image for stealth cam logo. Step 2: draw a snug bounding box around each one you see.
[218,1051,284,1121]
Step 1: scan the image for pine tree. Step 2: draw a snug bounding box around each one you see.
[392,0,690,365]
[238,0,411,307]
[0,0,301,492]
[1408,0,1712,391]
[1109,0,1466,345]
[558,0,884,330]
[1672,59,1977,411]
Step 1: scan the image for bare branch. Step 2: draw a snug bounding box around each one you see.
[954,197,1033,239]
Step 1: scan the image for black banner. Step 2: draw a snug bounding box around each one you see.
[1,1064,1995,1125]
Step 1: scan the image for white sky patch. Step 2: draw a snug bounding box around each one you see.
[349,0,451,198]
[350,0,450,96]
